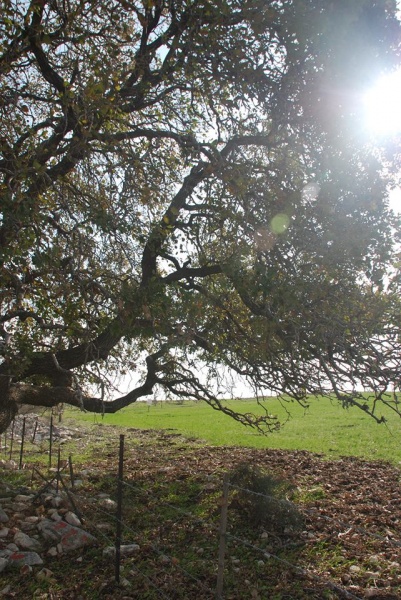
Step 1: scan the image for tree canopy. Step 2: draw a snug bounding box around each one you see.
[1,0,401,433]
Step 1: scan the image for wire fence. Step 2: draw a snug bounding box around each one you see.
[106,434,401,600]
[3,418,401,599]
[0,412,77,469]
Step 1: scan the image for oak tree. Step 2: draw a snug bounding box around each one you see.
[1,0,401,432]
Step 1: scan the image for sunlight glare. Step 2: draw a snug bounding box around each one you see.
[364,68,401,136]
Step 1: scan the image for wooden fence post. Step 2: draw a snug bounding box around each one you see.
[216,473,230,600]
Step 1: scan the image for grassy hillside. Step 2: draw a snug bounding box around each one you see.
[66,396,401,464]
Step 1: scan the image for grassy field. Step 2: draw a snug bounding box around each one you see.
[66,396,401,464]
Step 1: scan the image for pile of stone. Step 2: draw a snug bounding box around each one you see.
[0,414,140,594]
[0,412,84,447]
[0,476,140,594]
[0,481,97,575]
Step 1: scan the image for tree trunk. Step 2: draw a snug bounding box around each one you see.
[0,376,18,433]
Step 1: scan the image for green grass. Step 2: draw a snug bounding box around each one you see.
[65,397,401,464]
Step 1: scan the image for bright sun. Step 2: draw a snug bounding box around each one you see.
[363,69,401,213]
[364,68,401,136]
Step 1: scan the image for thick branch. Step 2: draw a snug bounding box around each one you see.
[27,1,65,93]
[141,161,213,285]
[0,314,127,381]
[5,352,161,425]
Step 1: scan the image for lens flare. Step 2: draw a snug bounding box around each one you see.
[364,69,401,136]
[270,213,290,234]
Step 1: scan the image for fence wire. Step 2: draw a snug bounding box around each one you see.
[4,422,399,599]
[117,497,216,595]
[122,479,220,533]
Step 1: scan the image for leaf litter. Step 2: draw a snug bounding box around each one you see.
[1,420,401,599]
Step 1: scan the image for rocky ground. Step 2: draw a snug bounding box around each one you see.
[0,413,400,599]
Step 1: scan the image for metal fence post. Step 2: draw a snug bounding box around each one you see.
[69,454,75,489]
[9,419,15,460]
[49,416,53,469]
[216,473,230,600]
[56,446,61,493]
[19,417,26,469]
[115,434,125,584]
[32,418,38,443]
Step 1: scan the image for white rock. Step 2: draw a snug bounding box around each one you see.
[64,511,81,527]
[98,498,117,510]
[7,551,43,568]
[103,544,140,558]
[3,461,17,470]
[51,496,64,508]
[19,564,33,575]
[14,531,42,552]
[0,558,7,574]
[363,571,380,579]
[24,516,40,524]
[95,522,114,533]
[10,502,29,512]
[36,568,54,582]
[0,509,9,524]
[349,565,361,573]
[14,495,33,503]
[0,528,8,538]
[0,585,10,596]
[365,589,380,598]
